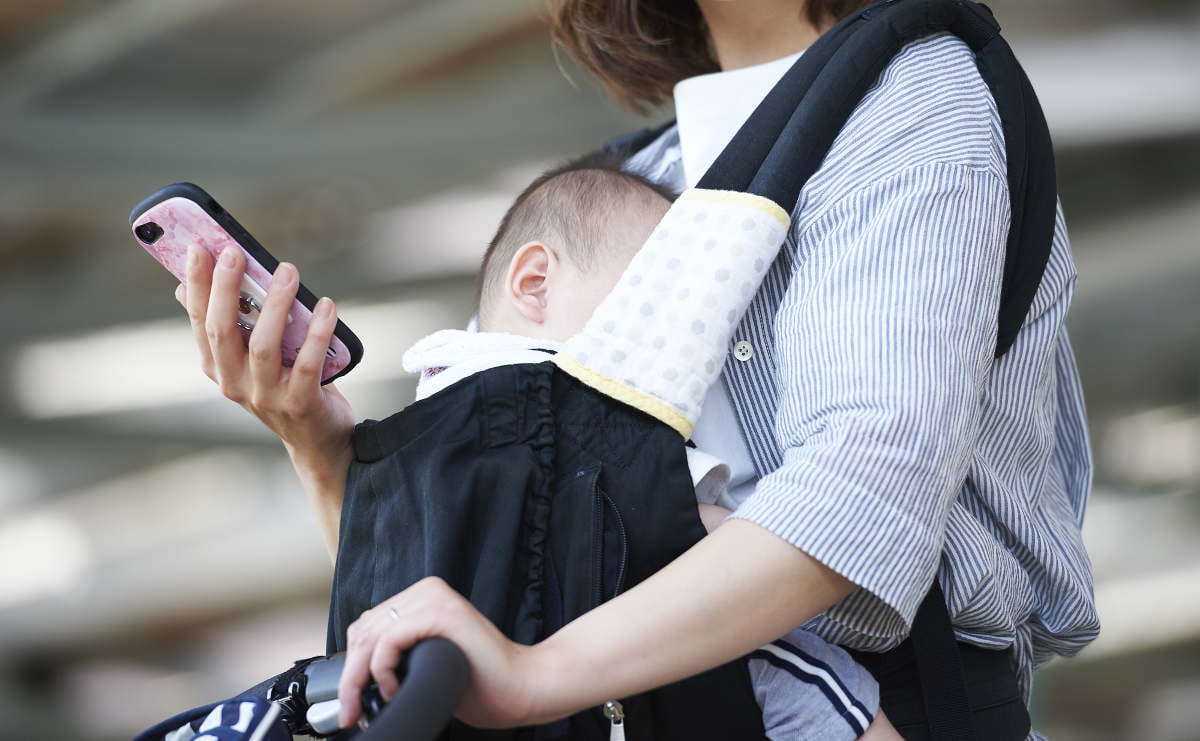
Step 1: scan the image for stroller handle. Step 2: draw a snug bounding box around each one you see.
[360,637,469,740]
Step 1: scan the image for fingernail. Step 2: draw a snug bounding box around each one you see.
[273,263,296,286]
[315,297,333,319]
[187,245,200,268]
[175,284,185,302]
[219,249,237,269]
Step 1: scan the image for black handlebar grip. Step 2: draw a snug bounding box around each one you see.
[361,638,469,740]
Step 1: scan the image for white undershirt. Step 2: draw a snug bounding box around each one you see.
[675,50,803,509]
[674,50,805,189]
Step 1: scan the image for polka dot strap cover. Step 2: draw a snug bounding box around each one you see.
[555,189,789,438]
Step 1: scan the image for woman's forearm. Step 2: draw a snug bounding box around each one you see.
[523,518,855,724]
[285,438,352,559]
[332,505,855,730]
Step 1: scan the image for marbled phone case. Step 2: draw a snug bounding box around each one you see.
[130,183,362,384]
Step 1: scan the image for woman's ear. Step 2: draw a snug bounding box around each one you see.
[505,241,559,325]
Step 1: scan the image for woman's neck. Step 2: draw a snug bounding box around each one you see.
[696,0,824,70]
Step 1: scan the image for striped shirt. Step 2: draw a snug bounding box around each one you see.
[628,33,1100,703]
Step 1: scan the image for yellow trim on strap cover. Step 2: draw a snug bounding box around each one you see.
[553,353,694,440]
[683,188,791,229]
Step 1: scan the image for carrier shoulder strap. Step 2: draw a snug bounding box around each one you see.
[696,0,1056,359]
[603,119,676,158]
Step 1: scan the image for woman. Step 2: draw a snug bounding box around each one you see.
[178,1,1098,737]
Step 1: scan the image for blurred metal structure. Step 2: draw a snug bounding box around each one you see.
[0,1,1198,739]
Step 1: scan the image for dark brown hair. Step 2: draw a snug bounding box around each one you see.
[476,150,674,328]
[548,0,874,113]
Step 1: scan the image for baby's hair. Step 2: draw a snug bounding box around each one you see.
[475,149,676,328]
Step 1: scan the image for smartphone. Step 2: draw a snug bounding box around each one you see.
[130,182,363,385]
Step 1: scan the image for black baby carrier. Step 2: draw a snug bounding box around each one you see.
[135,2,1057,740]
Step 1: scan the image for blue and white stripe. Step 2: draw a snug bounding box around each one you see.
[631,33,1100,712]
[750,638,875,737]
[134,696,287,741]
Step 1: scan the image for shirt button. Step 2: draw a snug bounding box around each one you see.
[733,340,754,362]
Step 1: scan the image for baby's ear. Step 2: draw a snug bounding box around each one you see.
[506,241,557,324]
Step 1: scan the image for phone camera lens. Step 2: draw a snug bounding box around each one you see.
[135,221,165,245]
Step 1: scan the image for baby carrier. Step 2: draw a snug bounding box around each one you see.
[136,1,1057,739]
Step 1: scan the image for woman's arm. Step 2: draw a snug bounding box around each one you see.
[525,519,854,722]
[730,161,1009,639]
[281,436,353,558]
[337,519,853,729]
[696,502,731,532]
[726,34,1012,638]
[179,244,355,557]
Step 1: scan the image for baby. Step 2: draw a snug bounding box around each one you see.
[400,152,898,741]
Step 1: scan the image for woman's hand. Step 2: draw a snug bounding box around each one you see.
[337,577,537,731]
[177,245,356,553]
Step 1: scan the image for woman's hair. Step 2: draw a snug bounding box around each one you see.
[548,0,874,113]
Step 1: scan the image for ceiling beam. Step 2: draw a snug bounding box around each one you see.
[0,21,1192,190]
[0,0,236,114]
[253,0,542,122]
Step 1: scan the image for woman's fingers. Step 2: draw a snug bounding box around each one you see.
[288,296,337,396]
[339,609,415,730]
[205,248,250,400]
[338,618,377,729]
[368,636,405,702]
[337,579,459,729]
[246,262,297,393]
[183,245,217,380]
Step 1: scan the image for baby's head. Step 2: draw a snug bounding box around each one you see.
[476,152,673,340]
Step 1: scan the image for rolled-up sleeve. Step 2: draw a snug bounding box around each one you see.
[730,161,1011,636]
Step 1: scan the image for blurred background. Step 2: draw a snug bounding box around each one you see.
[0,0,1197,738]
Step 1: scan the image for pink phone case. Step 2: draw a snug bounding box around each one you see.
[132,195,355,383]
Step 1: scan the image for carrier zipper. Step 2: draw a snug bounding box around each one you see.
[591,482,604,608]
[592,488,630,606]
[603,699,626,741]
[602,491,629,597]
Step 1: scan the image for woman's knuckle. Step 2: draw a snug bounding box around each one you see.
[205,323,227,347]
[218,380,244,403]
[292,356,321,378]
[248,341,273,364]
[247,390,269,412]
[420,575,447,590]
